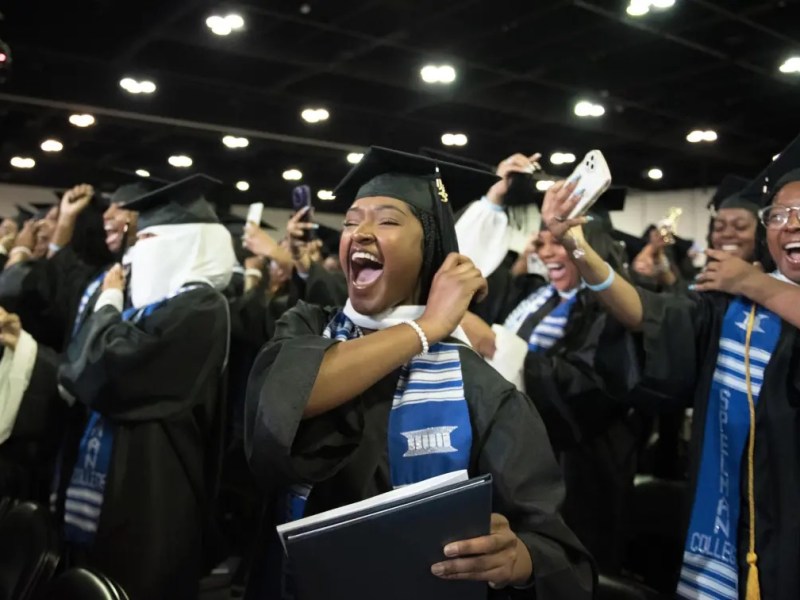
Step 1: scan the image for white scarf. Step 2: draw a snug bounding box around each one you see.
[129,223,235,308]
[0,331,38,445]
[342,300,471,347]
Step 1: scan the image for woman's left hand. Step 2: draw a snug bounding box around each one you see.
[102,263,125,292]
[431,513,533,588]
[693,249,763,295]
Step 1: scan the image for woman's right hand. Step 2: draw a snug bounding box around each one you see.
[540,179,589,249]
[13,220,37,251]
[419,254,488,344]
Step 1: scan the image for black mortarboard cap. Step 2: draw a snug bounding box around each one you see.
[735,133,800,207]
[316,223,342,258]
[122,174,222,231]
[709,174,757,214]
[12,205,34,228]
[610,229,648,264]
[332,147,499,255]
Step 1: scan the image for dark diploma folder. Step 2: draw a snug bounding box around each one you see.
[278,472,493,600]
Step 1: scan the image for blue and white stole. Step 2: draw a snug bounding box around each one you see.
[286,302,473,517]
[503,285,579,352]
[677,294,782,600]
[63,283,205,545]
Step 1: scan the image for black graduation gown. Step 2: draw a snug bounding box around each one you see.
[0,247,104,351]
[57,285,230,600]
[289,262,348,308]
[0,343,64,500]
[595,288,800,600]
[244,301,595,600]
[488,275,643,574]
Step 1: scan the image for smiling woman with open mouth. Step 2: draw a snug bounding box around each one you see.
[244,147,594,600]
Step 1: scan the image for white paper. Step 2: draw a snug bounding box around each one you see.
[276,470,468,551]
[485,325,527,392]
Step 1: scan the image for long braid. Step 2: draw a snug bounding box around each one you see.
[409,207,445,304]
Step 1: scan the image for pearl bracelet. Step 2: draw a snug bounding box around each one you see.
[402,320,430,355]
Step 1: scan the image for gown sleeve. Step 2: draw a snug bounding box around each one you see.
[455,199,511,278]
[58,287,229,422]
[595,287,722,408]
[245,302,362,488]
[462,351,595,599]
[522,310,620,449]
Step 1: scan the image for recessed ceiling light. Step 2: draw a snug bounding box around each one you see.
[69,113,95,127]
[550,152,576,165]
[650,0,675,7]
[779,57,800,74]
[236,180,250,191]
[282,169,303,181]
[301,108,330,124]
[40,139,63,152]
[168,154,193,168]
[536,180,555,191]
[574,100,605,117]
[420,64,456,84]
[441,133,468,147]
[222,135,249,149]
[647,168,664,180]
[626,0,674,16]
[120,77,156,94]
[346,152,364,164]
[10,156,35,169]
[135,169,150,177]
[206,13,245,36]
[317,189,335,200]
[686,129,717,143]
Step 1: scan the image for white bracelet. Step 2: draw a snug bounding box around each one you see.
[244,268,263,279]
[402,320,429,355]
[9,246,32,258]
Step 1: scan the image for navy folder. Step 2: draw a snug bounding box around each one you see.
[281,473,493,600]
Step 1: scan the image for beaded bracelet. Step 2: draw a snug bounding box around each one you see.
[402,320,430,355]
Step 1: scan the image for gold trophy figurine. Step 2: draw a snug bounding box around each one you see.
[657,207,683,245]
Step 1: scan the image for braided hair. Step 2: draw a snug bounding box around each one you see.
[409,206,446,304]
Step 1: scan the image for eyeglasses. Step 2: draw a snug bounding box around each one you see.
[758,205,800,229]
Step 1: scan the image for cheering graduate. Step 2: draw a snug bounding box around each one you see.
[540,135,800,600]
[708,175,761,264]
[55,174,234,600]
[245,147,593,600]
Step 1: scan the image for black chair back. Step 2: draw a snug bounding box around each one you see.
[37,567,129,600]
[0,502,59,600]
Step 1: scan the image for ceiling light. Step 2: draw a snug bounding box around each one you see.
[773,153,780,161]
[346,152,364,164]
[647,168,664,180]
[550,152,576,165]
[626,0,675,16]
[536,180,555,191]
[650,0,675,7]
[168,154,193,168]
[687,129,717,143]
[120,77,157,94]
[69,113,95,127]
[420,64,457,84]
[206,13,245,36]
[222,135,249,149]
[317,189,335,201]
[236,180,250,192]
[135,169,150,177]
[301,108,330,124]
[40,139,63,153]
[441,133,468,147]
[282,169,303,181]
[10,157,35,169]
[574,100,605,118]
[779,57,800,74]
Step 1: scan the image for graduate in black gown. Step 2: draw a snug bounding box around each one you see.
[245,147,594,600]
[56,174,234,600]
[539,134,800,600]
[458,192,640,574]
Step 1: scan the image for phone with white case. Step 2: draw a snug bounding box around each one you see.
[565,150,612,219]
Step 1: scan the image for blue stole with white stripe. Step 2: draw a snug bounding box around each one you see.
[677,296,781,600]
[325,311,472,488]
[504,285,579,353]
[63,284,204,545]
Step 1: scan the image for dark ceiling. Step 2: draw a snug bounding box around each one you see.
[1,0,799,211]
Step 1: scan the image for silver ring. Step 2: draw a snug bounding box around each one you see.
[554,216,567,223]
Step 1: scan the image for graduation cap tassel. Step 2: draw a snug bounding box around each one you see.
[743,303,761,600]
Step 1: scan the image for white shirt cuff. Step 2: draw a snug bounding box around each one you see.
[296,269,310,281]
[94,288,124,313]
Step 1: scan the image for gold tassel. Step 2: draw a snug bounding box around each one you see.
[743,306,761,600]
[746,552,761,600]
